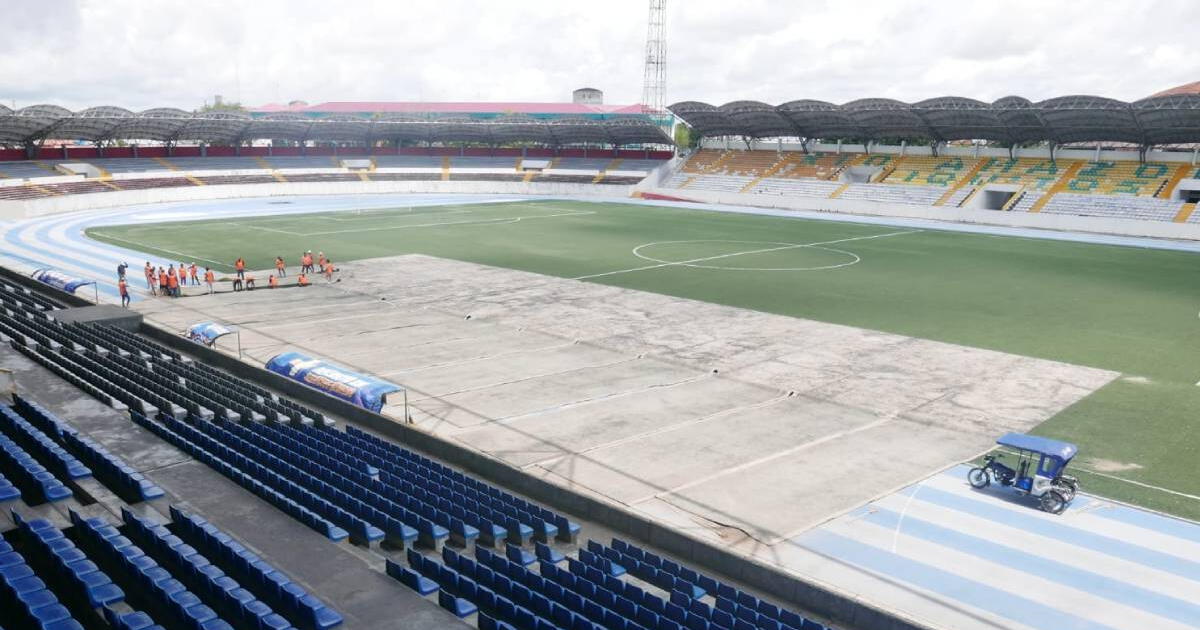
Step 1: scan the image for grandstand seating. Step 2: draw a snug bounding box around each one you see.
[1040,193,1185,221]
[2,292,581,560]
[0,154,665,201]
[966,158,1066,190]
[1061,161,1174,196]
[837,183,944,206]
[0,267,853,630]
[775,153,853,180]
[387,536,836,630]
[881,156,980,187]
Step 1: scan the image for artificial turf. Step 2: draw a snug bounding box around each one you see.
[86,199,1200,520]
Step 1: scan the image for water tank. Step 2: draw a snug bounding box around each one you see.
[572,88,603,105]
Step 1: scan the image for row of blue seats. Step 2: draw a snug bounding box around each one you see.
[103,607,164,630]
[68,509,234,630]
[51,348,177,417]
[246,423,486,546]
[0,471,19,501]
[0,406,91,481]
[609,539,829,630]
[13,512,125,608]
[120,508,294,630]
[12,395,165,502]
[184,418,390,545]
[0,534,85,630]
[584,541,703,599]
[10,343,132,413]
[335,424,578,541]
[104,352,250,422]
[221,420,450,547]
[251,420,531,550]
[130,410,349,542]
[449,541,676,630]
[343,425,575,528]
[0,429,72,504]
[264,421,536,549]
[168,506,343,630]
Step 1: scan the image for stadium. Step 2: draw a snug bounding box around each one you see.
[1,3,1199,630]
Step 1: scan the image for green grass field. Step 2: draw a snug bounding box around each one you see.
[87,199,1200,520]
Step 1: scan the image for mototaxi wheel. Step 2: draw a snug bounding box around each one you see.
[967,467,990,489]
[1040,490,1068,515]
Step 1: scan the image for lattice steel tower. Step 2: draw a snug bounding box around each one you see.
[641,0,666,115]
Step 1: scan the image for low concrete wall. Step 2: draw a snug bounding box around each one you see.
[137,322,929,630]
[0,180,635,220]
[649,186,1200,241]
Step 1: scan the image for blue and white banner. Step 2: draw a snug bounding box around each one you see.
[186,322,237,347]
[264,351,402,413]
[31,269,95,295]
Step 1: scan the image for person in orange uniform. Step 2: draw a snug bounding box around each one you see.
[317,251,326,271]
[204,267,215,294]
[297,272,310,287]
[166,268,179,297]
[268,274,278,289]
[118,278,130,308]
[158,268,169,297]
[275,256,286,278]
[144,262,156,296]
[301,251,313,274]
[189,263,199,286]
[323,260,334,282]
[234,257,246,281]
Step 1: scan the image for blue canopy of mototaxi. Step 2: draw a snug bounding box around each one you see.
[996,432,1078,463]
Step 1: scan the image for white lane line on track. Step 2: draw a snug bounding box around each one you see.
[572,229,922,280]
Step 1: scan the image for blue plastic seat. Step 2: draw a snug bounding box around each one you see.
[505,543,535,567]
[438,591,478,618]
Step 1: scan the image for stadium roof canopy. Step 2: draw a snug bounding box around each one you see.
[669,95,1200,145]
[0,104,672,147]
[252,101,650,116]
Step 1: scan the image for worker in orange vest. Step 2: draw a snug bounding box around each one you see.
[268,274,278,289]
[317,251,326,270]
[323,260,334,282]
[301,251,313,273]
[166,268,179,297]
[297,272,310,287]
[234,257,246,281]
[144,262,156,296]
[204,267,215,294]
[189,263,199,286]
[158,268,169,297]
[275,256,286,278]
[118,278,130,308]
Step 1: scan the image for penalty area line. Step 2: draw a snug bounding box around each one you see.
[573,229,922,280]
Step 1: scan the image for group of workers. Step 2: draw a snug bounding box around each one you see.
[115,250,336,307]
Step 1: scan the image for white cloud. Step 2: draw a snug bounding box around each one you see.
[1,0,1197,111]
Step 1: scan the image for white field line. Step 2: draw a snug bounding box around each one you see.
[86,232,233,270]
[297,210,595,236]
[226,222,305,236]
[573,229,922,280]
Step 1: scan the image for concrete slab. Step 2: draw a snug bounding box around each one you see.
[134,254,1119,622]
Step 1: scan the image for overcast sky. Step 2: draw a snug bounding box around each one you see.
[3,0,1198,112]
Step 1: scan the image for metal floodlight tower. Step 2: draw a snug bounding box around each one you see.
[641,0,666,117]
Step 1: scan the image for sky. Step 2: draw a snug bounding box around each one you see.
[2,0,1198,112]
